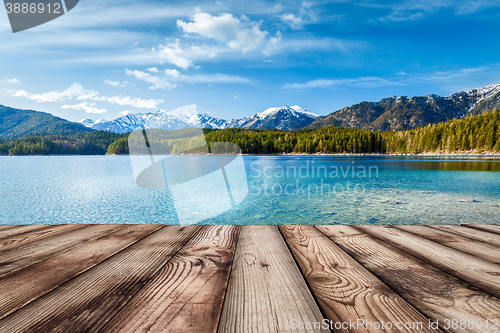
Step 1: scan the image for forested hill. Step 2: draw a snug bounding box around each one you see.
[0,104,93,139]
[0,131,126,155]
[1,108,499,155]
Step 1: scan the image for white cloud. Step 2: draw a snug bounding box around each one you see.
[177,10,281,53]
[158,40,197,69]
[165,69,182,78]
[95,95,163,109]
[61,102,108,114]
[118,110,133,116]
[418,67,486,81]
[126,67,253,87]
[280,1,317,30]
[281,13,304,29]
[183,73,253,84]
[165,69,254,84]
[167,104,199,116]
[18,83,99,103]
[283,76,401,90]
[13,82,163,109]
[104,80,123,87]
[13,90,28,97]
[5,78,20,84]
[360,0,500,22]
[125,69,176,90]
[147,67,159,72]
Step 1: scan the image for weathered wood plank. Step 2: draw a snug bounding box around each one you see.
[0,225,201,333]
[0,224,122,278]
[0,224,87,254]
[359,225,500,299]
[431,225,500,247]
[467,224,500,235]
[0,225,51,241]
[318,225,500,333]
[218,226,328,333]
[279,225,436,333]
[395,225,500,264]
[0,224,161,320]
[0,226,19,232]
[100,225,240,333]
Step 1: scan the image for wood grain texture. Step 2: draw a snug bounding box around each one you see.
[0,224,87,254]
[394,225,500,264]
[0,224,161,320]
[0,226,19,232]
[218,226,328,333]
[467,224,500,235]
[279,225,435,333]
[359,226,500,299]
[431,225,500,247]
[0,224,121,278]
[0,225,51,241]
[318,225,500,333]
[100,225,240,333]
[0,225,201,333]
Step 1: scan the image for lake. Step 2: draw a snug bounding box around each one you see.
[1,155,499,225]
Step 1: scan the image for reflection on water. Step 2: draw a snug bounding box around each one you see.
[384,158,500,172]
[0,156,499,225]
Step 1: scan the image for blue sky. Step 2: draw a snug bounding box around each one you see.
[1,0,499,121]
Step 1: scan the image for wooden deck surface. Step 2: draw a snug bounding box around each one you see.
[0,224,499,332]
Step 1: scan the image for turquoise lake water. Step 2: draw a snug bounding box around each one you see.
[1,155,499,225]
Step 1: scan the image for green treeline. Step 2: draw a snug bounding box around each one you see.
[203,108,500,154]
[1,108,499,155]
[384,108,500,153]
[0,131,126,155]
[204,127,386,154]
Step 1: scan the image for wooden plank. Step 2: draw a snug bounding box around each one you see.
[0,224,122,278]
[0,225,51,241]
[218,226,328,333]
[0,226,19,232]
[395,225,500,264]
[100,225,240,333]
[0,225,201,333]
[279,225,436,333]
[318,225,500,333]
[359,226,500,299]
[0,224,161,320]
[467,224,500,235]
[431,225,500,247]
[0,224,87,254]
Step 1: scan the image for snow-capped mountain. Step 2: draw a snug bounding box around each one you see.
[308,84,500,131]
[78,105,320,133]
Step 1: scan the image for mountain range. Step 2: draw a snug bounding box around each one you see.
[2,83,500,139]
[307,84,500,131]
[79,105,320,133]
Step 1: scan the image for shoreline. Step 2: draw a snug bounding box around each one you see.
[278,151,500,158]
[2,153,500,158]
[2,150,500,158]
